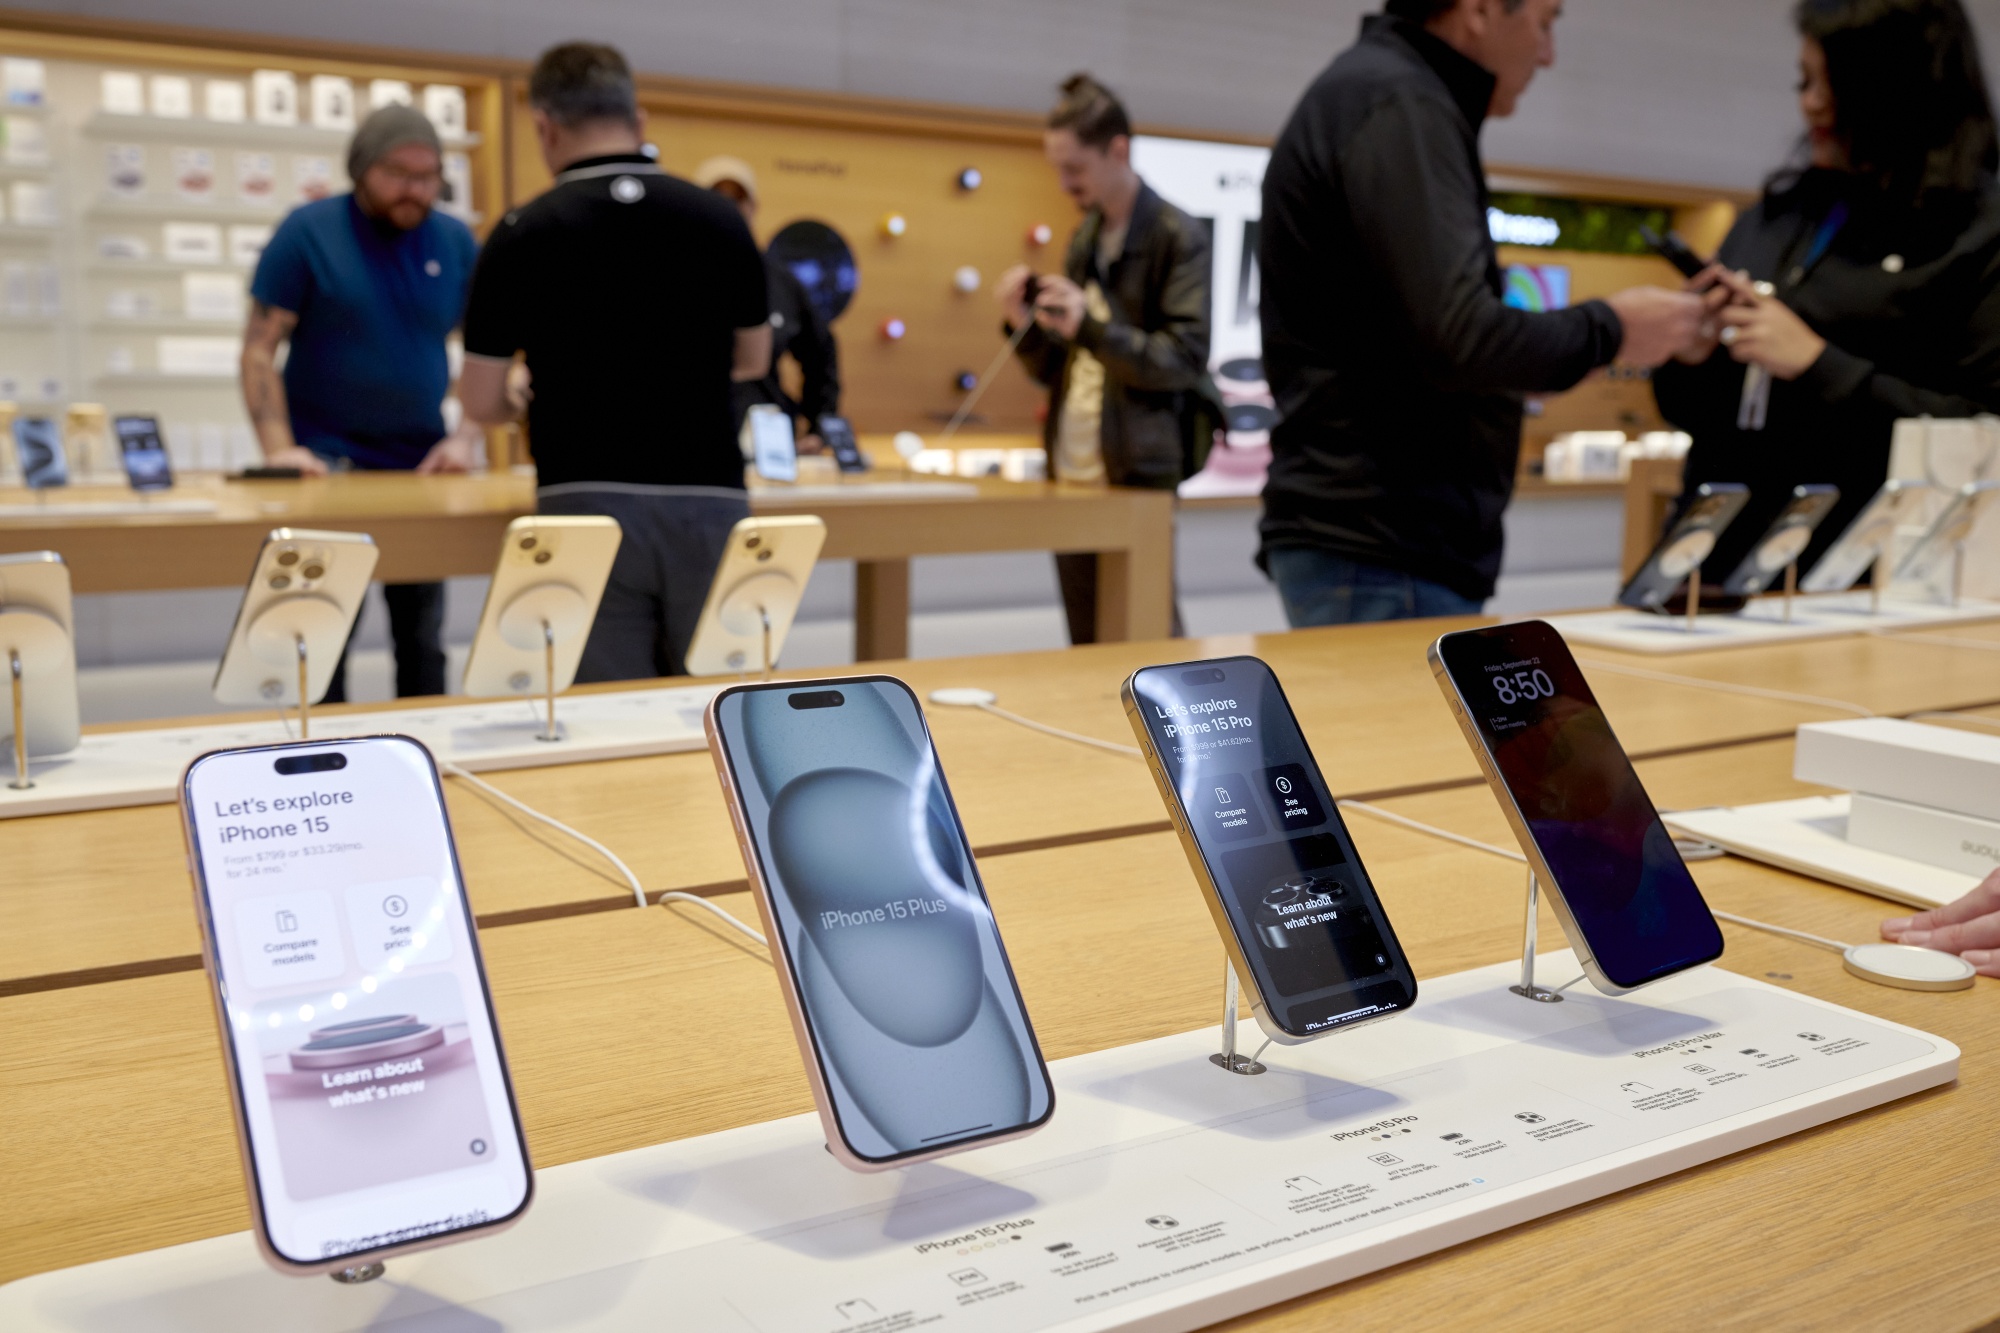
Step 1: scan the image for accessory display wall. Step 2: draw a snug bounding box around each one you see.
[0,953,1954,1332]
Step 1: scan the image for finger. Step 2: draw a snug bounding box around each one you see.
[1898,875,2000,933]
[1962,949,2000,978]
[1896,913,2000,953]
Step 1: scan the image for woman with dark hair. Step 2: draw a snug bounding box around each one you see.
[1652,0,2000,585]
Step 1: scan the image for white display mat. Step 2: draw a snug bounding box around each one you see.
[0,955,1955,1333]
[1544,592,2000,655]
[0,684,720,820]
[1665,796,1979,909]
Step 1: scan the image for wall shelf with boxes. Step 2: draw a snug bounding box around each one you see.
[0,24,503,480]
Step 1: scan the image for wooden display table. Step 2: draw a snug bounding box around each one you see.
[0,464,1175,657]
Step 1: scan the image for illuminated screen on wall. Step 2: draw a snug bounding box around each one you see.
[1503,264,1570,313]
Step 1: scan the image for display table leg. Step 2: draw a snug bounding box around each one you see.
[1096,493,1175,643]
[853,559,909,662]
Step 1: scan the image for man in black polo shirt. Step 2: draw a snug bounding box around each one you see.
[1258,0,1703,625]
[459,42,771,681]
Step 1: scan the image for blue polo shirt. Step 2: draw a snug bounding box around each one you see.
[250,195,478,470]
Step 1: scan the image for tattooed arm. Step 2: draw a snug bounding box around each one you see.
[239,300,325,475]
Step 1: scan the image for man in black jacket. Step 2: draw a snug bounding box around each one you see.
[1259,0,1703,624]
[997,73,1221,644]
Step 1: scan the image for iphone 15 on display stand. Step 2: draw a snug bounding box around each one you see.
[114,413,174,491]
[180,736,533,1274]
[1123,657,1419,1043]
[817,414,870,473]
[706,676,1054,1170]
[1617,482,1750,611]
[14,415,66,489]
[1720,484,1839,597]
[213,529,378,709]
[1430,621,1725,994]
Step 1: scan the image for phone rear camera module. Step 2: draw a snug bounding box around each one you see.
[745,535,762,549]
[275,549,300,567]
[268,574,291,590]
[519,535,538,550]
[275,751,348,775]
[533,550,552,563]
[757,549,773,562]
[1180,667,1226,685]
[300,563,325,580]
[788,689,845,710]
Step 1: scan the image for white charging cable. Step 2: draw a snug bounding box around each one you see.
[928,687,1144,756]
[1906,710,2000,733]
[440,760,768,947]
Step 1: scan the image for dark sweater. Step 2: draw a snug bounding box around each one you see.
[1258,14,1623,601]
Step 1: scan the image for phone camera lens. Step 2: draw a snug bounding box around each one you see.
[269,574,291,589]
[756,549,773,562]
[519,535,537,550]
[300,563,325,580]
[275,549,300,567]
[533,550,552,564]
[745,535,761,549]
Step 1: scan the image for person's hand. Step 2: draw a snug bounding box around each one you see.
[1672,263,1741,364]
[995,264,1035,329]
[795,421,826,455]
[1717,282,1827,381]
[505,361,534,415]
[261,444,327,477]
[415,433,477,475]
[1604,286,1706,368]
[1033,275,1087,341]
[1882,870,2000,976]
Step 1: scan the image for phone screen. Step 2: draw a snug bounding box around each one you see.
[818,415,868,472]
[1436,622,1723,989]
[1618,484,1749,609]
[749,408,798,482]
[115,414,173,490]
[15,417,66,489]
[712,679,1053,1163]
[183,738,531,1265]
[1129,658,1416,1037]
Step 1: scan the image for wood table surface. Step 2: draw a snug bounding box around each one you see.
[0,461,1175,657]
[2,732,1994,1330]
[7,614,2000,994]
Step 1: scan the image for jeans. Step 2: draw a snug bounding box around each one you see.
[538,485,750,681]
[323,581,448,703]
[1266,546,1483,627]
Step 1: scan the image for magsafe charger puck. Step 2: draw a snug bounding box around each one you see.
[1842,943,1978,991]
[929,688,997,707]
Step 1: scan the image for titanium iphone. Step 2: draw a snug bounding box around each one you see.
[1617,482,1750,611]
[706,675,1054,1170]
[1800,478,1930,593]
[1123,656,1418,1044]
[0,550,79,759]
[684,515,826,676]
[460,515,622,698]
[1430,620,1725,994]
[1720,483,1840,596]
[1894,479,2000,587]
[181,735,532,1273]
[213,529,378,707]
[14,416,66,489]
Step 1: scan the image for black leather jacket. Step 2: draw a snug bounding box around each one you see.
[1013,182,1222,488]
[1258,15,1623,600]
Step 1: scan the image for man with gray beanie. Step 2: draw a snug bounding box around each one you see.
[242,102,481,698]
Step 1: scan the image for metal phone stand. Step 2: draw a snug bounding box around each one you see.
[495,582,593,743]
[1,605,71,790]
[330,1261,385,1284]
[1511,868,1566,1004]
[246,596,348,741]
[1211,962,1269,1076]
[718,572,797,679]
[1682,561,1707,632]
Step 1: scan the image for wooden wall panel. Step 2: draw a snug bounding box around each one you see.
[508,94,1078,434]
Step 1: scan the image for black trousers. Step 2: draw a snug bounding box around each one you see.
[1055,552,1184,646]
[322,581,448,703]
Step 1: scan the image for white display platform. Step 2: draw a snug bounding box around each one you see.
[1544,592,2000,654]
[0,684,720,820]
[0,955,1955,1333]
[1665,796,1979,909]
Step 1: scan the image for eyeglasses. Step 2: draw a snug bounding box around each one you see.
[373,164,443,191]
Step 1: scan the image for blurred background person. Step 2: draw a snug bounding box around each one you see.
[1655,0,2000,584]
[241,103,479,699]
[696,155,842,455]
[459,43,770,681]
[1257,0,1703,625]
[994,73,1221,645]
